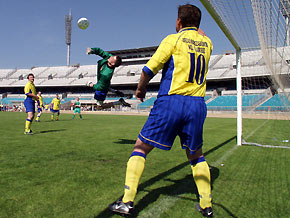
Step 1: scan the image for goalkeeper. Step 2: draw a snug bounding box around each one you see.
[86,47,131,109]
[72,97,82,120]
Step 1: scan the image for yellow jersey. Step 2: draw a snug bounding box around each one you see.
[38,95,43,107]
[143,27,213,97]
[24,81,37,101]
[51,98,61,110]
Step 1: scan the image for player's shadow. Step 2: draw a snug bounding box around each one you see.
[41,118,73,122]
[204,136,236,156]
[94,136,237,218]
[37,129,66,134]
[114,139,136,145]
[129,166,220,217]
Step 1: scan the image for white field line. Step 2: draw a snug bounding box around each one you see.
[138,196,179,218]
[243,119,269,140]
[243,119,290,148]
[211,145,239,167]
[243,141,290,149]
[138,145,239,218]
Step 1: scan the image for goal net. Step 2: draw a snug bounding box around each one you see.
[200,0,290,147]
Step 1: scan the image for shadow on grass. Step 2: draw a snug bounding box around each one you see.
[94,136,237,218]
[41,119,72,122]
[37,129,66,134]
[114,139,136,145]
[204,136,236,156]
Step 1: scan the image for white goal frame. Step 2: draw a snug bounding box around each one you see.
[200,0,243,145]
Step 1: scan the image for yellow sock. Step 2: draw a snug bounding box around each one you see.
[25,119,32,132]
[122,152,146,203]
[51,114,54,120]
[35,116,39,121]
[56,115,59,121]
[191,157,212,209]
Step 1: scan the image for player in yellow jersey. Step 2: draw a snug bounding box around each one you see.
[50,94,61,121]
[24,73,39,134]
[35,91,44,122]
[109,4,213,217]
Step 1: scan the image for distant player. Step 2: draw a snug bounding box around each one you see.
[35,91,44,122]
[50,94,61,121]
[24,73,39,134]
[86,47,131,110]
[72,97,83,120]
[45,104,49,111]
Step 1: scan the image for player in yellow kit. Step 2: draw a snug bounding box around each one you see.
[24,73,39,134]
[50,94,61,121]
[109,4,213,217]
[35,91,44,122]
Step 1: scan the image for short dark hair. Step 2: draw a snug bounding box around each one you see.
[178,4,201,28]
[27,73,34,79]
[115,56,122,67]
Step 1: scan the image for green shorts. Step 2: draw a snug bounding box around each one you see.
[74,108,81,113]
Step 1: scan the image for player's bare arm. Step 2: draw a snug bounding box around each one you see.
[136,71,151,102]
[27,93,39,100]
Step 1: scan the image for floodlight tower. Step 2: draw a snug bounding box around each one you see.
[65,9,72,66]
[280,0,290,46]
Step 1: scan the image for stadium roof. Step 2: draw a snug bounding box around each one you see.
[108,46,158,55]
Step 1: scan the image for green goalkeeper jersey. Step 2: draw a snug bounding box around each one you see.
[74,101,81,108]
[90,47,114,92]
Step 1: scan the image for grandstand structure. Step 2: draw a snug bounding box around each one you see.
[0,46,290,112]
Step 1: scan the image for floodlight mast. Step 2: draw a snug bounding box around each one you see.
[65,9,72,66]
[280,0,290,45]
[200,0,242,146]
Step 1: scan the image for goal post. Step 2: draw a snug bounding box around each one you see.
[199,0,290,147]
[199,0,241,51]
[200,0,243,145]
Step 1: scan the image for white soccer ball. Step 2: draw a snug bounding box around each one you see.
[77,17,89,30]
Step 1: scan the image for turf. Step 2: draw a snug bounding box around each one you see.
[0,112,289,218]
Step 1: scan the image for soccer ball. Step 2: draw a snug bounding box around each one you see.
[77,17,89,30]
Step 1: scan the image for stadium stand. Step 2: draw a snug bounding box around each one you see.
[9,69,31,80]
[210,52,236,70]
[0,69,17,79]
[257,94,290,111]
[66,65,95,78]
[1,47,289,112]
[32,67,50,78]
[137,97,157,109]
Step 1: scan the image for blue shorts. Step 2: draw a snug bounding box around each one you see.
[50,109,59,113]
[24,99,35,113]
[37,107,43,113]
[138,95,207,154]
[94,90,108,101]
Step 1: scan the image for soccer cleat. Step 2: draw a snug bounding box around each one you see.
[115,90,125,97]
[119,98,131,107]
[109,198,133,215]
[24,130,33,135]
[195,204,214,217]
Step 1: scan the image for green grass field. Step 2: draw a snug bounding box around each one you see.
[0,112,290,218]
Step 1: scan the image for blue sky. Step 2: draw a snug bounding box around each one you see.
[0,0,233,69]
